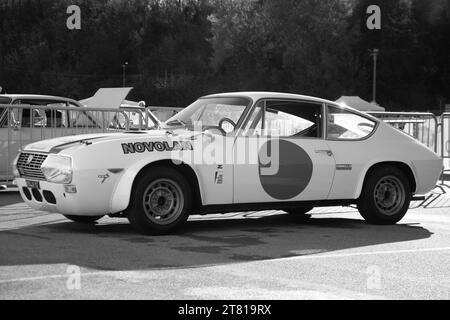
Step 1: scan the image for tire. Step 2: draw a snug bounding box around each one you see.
[64,215,104,223]
[357,165,411,225]
[126,166,192,235]
[285,207,314,216]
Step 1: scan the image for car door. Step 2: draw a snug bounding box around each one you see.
[179,96,251,205]
[233,99,336,204]
[325,104,378,200]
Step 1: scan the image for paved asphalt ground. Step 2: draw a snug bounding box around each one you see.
[0,187,450,300]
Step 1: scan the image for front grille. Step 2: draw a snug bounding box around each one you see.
[17,152,47,180]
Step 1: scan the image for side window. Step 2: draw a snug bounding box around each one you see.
[242,101,263,136]
[19,100,47,127]
[0,108,18,128]
[327,105,376,140]
[46,103,67,127]
[0,107,7,127]
[245,100,322,138]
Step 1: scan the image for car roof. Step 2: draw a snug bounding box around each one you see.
[201,91,336,105]
[0,94,82,106]
[201,91,379,121]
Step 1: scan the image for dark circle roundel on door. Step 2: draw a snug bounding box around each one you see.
[258,140,313,200]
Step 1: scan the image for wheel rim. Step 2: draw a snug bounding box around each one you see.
[373,175,405,216]
[142,178,184,225]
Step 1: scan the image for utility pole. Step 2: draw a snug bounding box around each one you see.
[369,49,379,102]
[122,62,128,87]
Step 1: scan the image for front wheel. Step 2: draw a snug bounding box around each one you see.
[64,215,104,223]
[357,166,410,225]
[126,167,192,235]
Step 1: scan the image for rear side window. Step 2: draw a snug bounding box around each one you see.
[327,106,376,140]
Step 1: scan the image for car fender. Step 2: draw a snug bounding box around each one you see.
[353,158,417,199]
[109,154,204,213]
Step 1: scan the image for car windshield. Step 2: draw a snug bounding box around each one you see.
[164,97,250,131]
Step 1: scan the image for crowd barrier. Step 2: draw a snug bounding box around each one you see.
[440,113,450,185]
[368,111,439,153]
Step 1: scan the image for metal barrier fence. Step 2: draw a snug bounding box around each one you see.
[441,113,450,184]
[369,111,450,187]
[368,111,439,153]
[0,104,158,182]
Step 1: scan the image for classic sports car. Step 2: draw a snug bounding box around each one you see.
[13,92,443,234]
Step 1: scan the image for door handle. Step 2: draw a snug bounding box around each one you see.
[315,150,333,156]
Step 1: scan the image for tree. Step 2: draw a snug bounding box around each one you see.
[208,0,358,100]
[348,0,450,111]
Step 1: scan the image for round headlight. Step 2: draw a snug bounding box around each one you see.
[41,155,73,184]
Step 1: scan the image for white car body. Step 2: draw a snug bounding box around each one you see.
[13,92,442,226]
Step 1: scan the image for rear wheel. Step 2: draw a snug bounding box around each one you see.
[357,166,410,224]
[126,166,192,235]
[64,215,104,223]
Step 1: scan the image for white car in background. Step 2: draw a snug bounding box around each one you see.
[0,91,160,183]
[0,94,86,182]
[12,92,443,234]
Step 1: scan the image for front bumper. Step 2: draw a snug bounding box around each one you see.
[15,170,120,216]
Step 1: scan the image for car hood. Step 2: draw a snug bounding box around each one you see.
[23,129,197,153]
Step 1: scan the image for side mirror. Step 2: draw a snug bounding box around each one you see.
[219,118,235,134]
